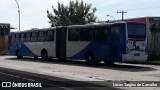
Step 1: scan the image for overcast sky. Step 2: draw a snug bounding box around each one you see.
[1,0,160,31]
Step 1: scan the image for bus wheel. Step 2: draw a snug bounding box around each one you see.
[41,50,48,60]
[85,52,96,64]
[16,50,23,59]
[34,56,38,59]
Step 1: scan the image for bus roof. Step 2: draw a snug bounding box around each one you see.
[12,27,56,33]
[67,21,126,28]
[11,21,145,33]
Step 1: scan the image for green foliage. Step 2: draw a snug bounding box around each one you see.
[47,0,97,27]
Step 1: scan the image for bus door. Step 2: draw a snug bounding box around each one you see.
[56,27,67,60]
[109,26,121,61]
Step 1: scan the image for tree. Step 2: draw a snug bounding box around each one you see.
[47,0,97,27]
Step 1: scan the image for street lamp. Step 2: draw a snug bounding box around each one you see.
[106,15,117,22]
[14,0,20,31]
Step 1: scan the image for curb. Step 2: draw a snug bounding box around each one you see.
[138,61,160,65]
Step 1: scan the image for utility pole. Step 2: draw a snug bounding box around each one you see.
[15,0,20,31]
[117,10,127,21]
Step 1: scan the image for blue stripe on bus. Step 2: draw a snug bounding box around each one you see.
[9,43,37,56]
[69,42,122,62]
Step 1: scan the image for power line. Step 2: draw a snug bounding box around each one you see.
[115,5,160,20]
[99,5,160,21]
[108,5,160,14]
[126,5,160,11]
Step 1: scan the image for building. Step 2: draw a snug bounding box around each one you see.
[0,23,11,54]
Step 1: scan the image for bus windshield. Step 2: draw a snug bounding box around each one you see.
[127,23,146,38]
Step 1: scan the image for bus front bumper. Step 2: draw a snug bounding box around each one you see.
[122,52,148,62]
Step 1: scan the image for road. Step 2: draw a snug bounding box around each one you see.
[0,56,122,90]
[0,67,121,90]
[0,55,160,90]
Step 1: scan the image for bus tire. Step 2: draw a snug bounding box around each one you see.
[41,49,48,60]
[34,56,38,59]
[16,50,23,59]
[85,52,96,65]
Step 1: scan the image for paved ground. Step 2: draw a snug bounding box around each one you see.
[0,67,121,90]
[0,55,160,90]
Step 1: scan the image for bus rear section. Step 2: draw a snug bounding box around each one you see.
[122,22,148,62]
[8,28,56,60]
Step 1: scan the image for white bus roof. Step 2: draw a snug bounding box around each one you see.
[67,22,127,28]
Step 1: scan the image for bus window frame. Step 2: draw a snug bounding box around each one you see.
[45,30,55,41]
[30,31,38,42]
[68,28,80,41]
[25,32,31,42]
[93,26,109,41]
[80,27,93,41]
[111,27,121,35]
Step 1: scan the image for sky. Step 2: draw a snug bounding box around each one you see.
[1,0,160,31]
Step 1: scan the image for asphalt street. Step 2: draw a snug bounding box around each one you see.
[0,67,121,90]
[0,55,160,90]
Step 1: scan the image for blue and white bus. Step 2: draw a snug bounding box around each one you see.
[8,22,147,64]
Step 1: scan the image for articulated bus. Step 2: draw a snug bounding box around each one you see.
[8,22,147,64]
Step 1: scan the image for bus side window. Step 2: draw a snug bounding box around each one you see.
[11,33,16,43]
[26,32,31,42]
[15,33,20,43]
[43,31,47,41]
[93,27,108,41]
[38,31,45,42]
[15,34,17,42]
[18,33,21,42]
[111,27,120,34]
[80,28,93,41]
[20,33,26,42]
[46,30,54,41]
[68,28,80,41]
[8,35,13,47]
[31,31,37,42]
